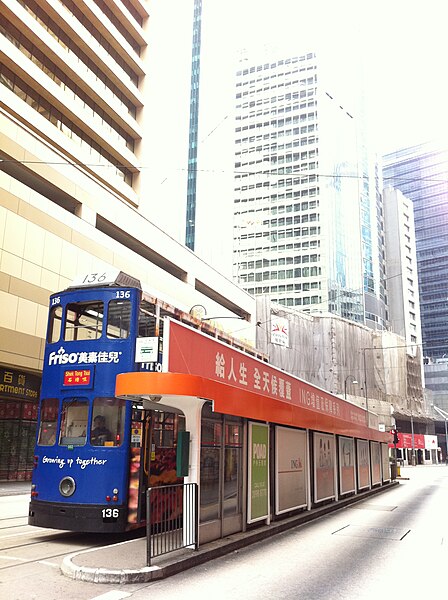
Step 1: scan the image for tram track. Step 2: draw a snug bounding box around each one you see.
[0,522,144,572]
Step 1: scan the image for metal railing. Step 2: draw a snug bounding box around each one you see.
[146,482,198,566]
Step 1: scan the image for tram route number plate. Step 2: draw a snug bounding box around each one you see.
[102,508,120,522]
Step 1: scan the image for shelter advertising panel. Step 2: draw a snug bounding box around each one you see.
[357,439,370,490]
[370,441,381,485]
[248,422,269,523]
[314,433,335,503]
[275,426,307,514]
[338,436,355,495]
[381,443,390,482]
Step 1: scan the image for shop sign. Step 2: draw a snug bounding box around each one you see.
[0,368,40,401]
[271,315,289,347]
[248,422,269,523]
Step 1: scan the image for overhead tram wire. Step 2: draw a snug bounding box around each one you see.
[2,159,448,186]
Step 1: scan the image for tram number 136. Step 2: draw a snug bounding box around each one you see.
[102,508,120,521]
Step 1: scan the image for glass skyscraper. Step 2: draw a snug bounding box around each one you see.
[185,0,202,251]
[383,142,448,359]
[233,50,386,327]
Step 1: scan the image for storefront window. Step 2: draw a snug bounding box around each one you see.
[37,398,59,446]
[90,397,126,446]
[59,398,88,446]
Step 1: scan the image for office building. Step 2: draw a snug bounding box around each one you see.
[383,142,448,360]
[232,50,387,328]
[0,0,255,481]
[383,186,422,353]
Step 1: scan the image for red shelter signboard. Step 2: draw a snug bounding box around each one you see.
[164,320,385,440]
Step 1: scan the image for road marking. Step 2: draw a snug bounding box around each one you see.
[0,527,55,540]
[0,555,28,561]
[89,592,131,600]
[38,561,60,567]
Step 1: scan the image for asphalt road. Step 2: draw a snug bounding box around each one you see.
[1,465,446,600]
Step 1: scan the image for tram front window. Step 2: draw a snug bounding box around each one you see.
[59,398,88,446]
[47,305,62,343]
[38,398,59,446]
[90,397,126,446]
[65,301,104,341]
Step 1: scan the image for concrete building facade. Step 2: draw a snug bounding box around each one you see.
[0,0,255,480]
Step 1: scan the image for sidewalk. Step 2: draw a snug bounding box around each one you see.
[0,481,31,497]
[61,482,397,584]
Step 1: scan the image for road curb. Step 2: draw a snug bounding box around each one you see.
[61,553,163,584]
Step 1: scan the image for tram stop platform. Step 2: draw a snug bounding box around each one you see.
[61,482,398,584]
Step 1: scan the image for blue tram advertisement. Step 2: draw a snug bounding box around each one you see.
[29,271,392,538]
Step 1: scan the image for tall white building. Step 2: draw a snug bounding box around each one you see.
[232,50,387,327]
[383,186,422,354]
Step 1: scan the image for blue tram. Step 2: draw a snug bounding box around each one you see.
[28,270,225,532]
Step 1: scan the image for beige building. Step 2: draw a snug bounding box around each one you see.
[0,0,255,480]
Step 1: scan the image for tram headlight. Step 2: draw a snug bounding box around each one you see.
[59,476,76,497]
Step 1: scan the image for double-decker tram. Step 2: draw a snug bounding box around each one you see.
[29,271,392,539]
[28,270,259,532]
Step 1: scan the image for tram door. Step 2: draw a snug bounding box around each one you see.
[135,409,185,523]
[200,403,244,543]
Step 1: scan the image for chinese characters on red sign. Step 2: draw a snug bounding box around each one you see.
[167,321,367,427]
[63,369,91,386]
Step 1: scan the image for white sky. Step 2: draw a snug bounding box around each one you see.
[225,0,448,154]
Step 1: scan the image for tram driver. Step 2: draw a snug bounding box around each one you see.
[91,415,113,446]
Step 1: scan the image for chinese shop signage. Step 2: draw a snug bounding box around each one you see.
[0,368,41,401]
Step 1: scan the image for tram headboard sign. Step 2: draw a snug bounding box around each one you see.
[63,369,93,387]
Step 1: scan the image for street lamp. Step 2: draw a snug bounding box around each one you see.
[344,375,358,400]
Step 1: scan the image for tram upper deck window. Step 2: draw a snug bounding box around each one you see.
[138,300,157,337]
[65,301,104,341]
[90,397,126,446]
[48,305,63,343]
[59,398,88,446]
[107,300,131,339]
[37,398,59,445]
